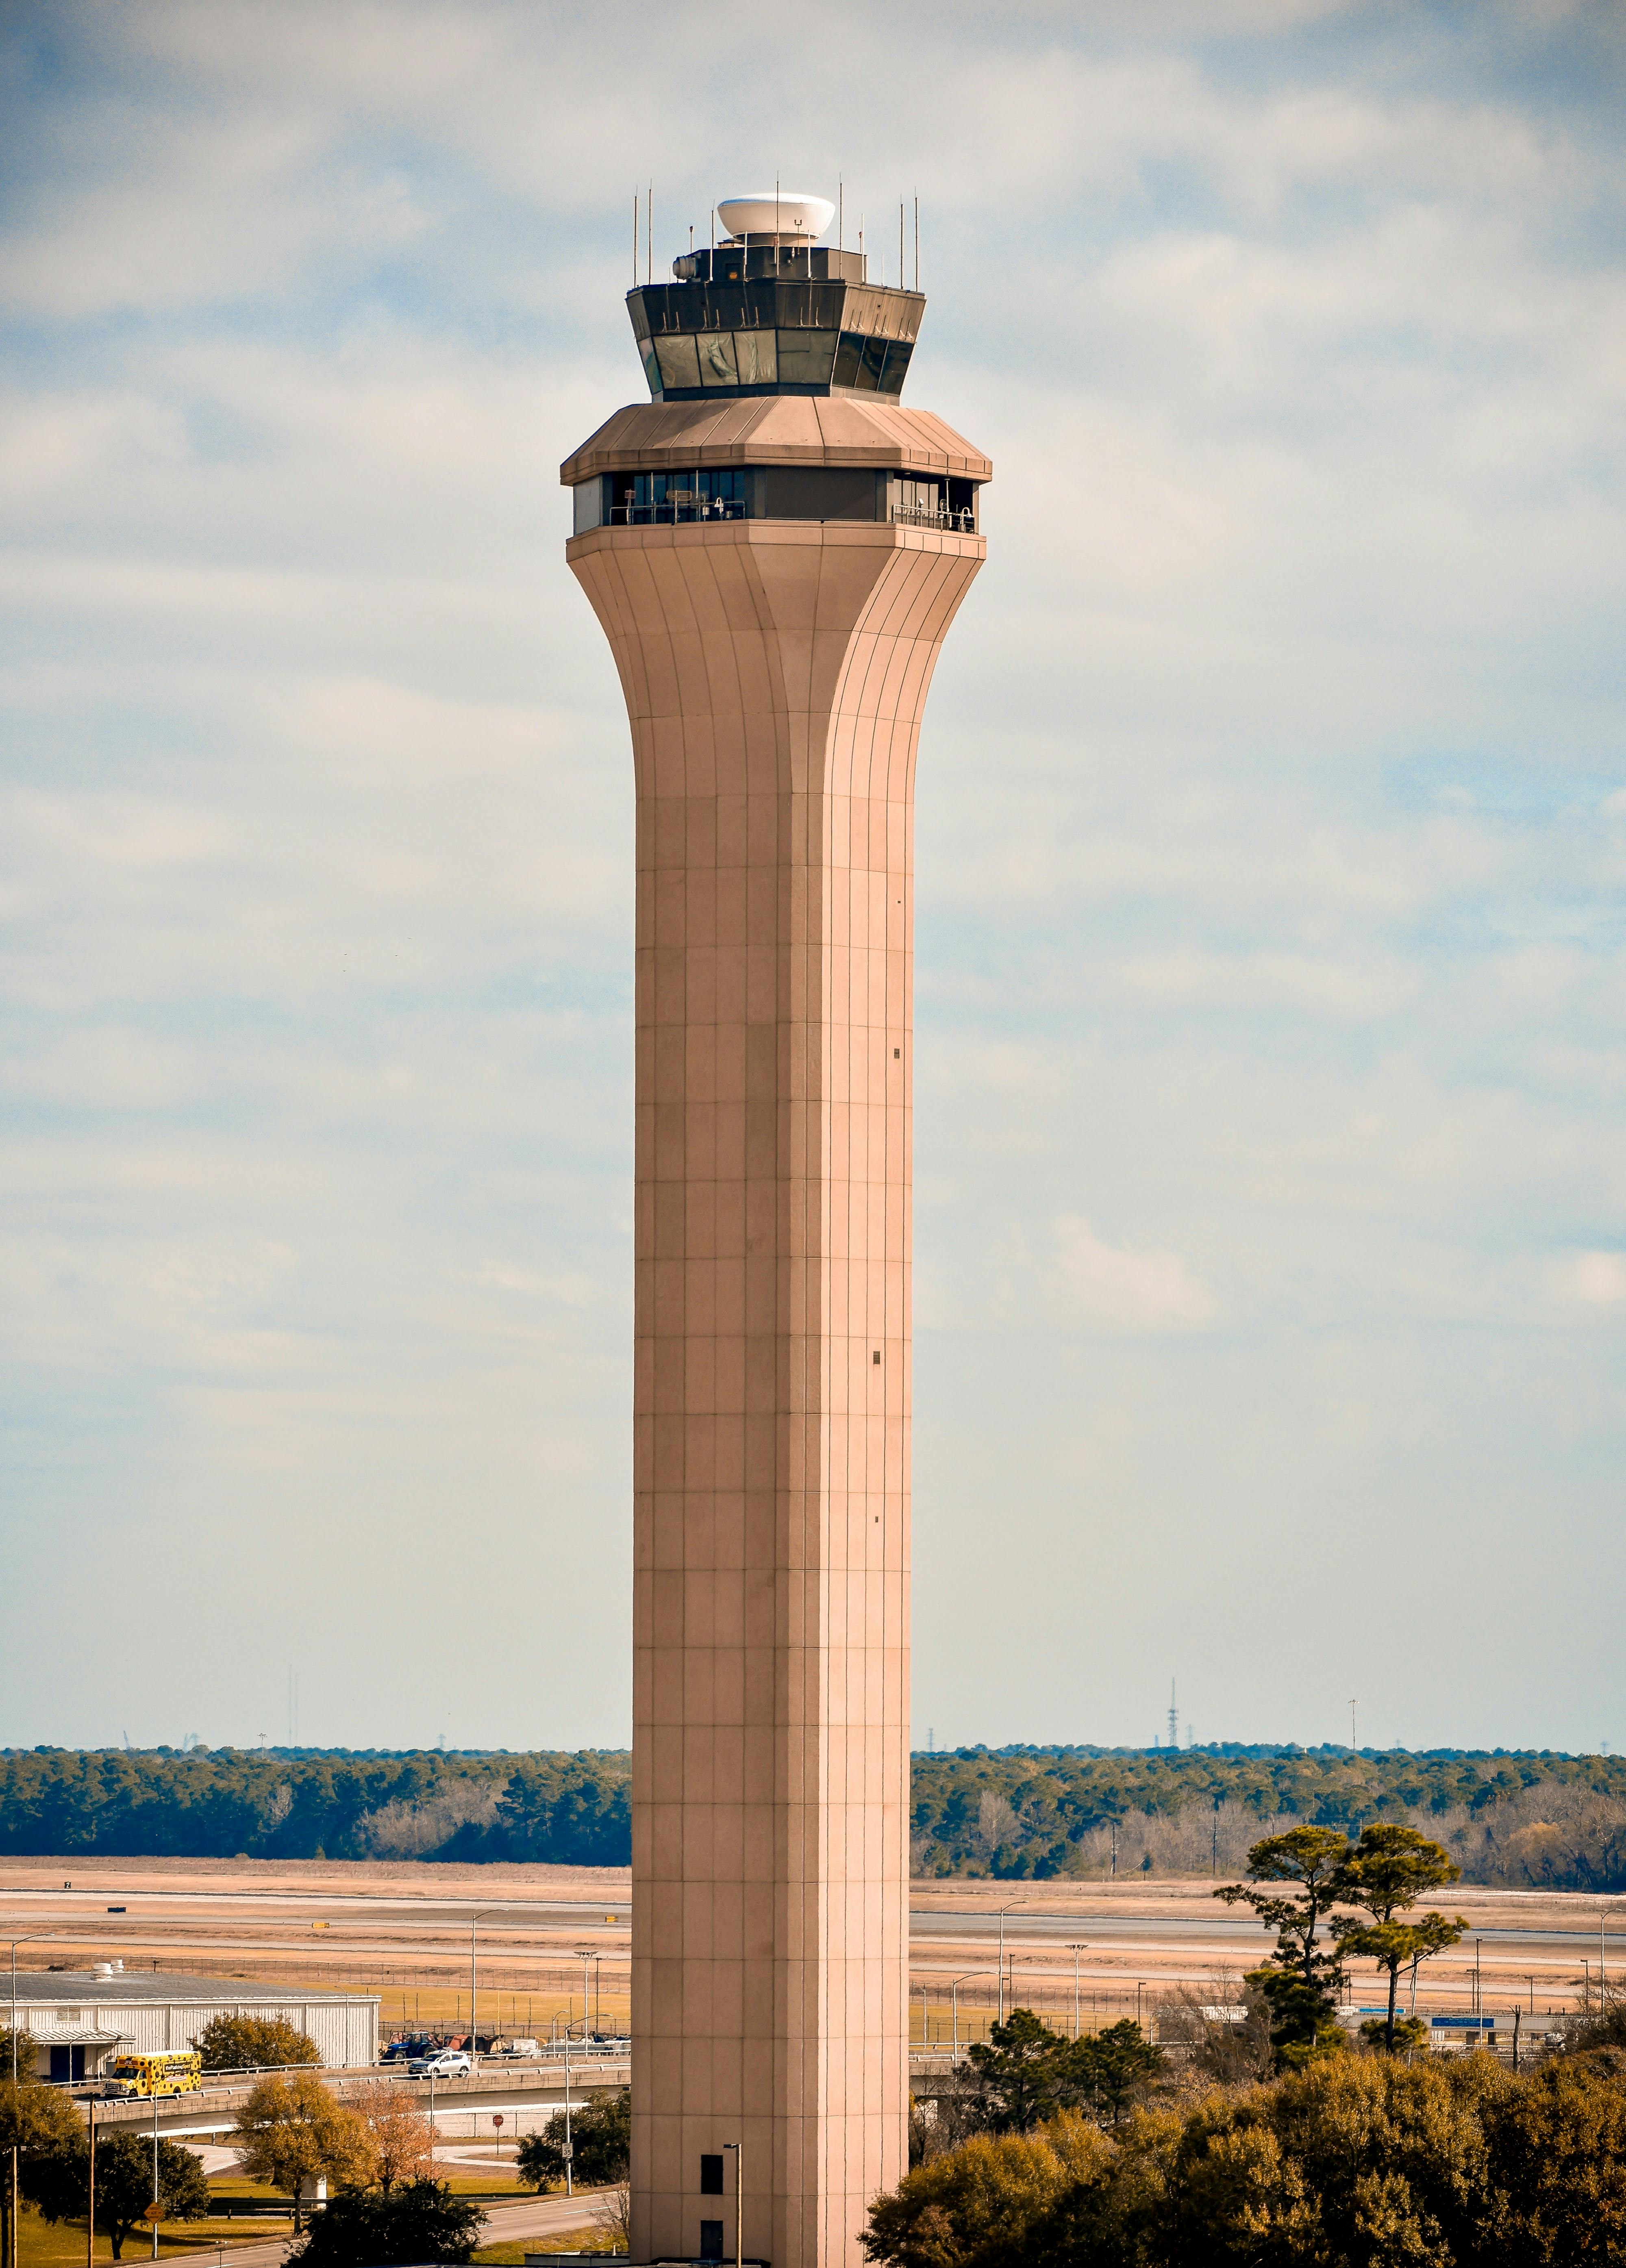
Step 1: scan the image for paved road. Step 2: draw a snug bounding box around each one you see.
[90,2064,632,2140]
[11,1886,1619,1953]
[913,1906,1624,1951]
[195,2183,615,2266]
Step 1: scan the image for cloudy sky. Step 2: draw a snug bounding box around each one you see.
[3,0,1624,1758]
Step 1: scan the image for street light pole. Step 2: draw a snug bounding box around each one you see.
[562,2024,574,2199]
[151,2090,159,2260]
[469,1908,510,2069]
[948,1973,977,2058]
[9,1934,48,2268]
[996,1904,1020,2027]
[723,2139,741,2268]
[1067,1946,1087,2040]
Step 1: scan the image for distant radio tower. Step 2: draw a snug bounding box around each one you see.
[1168,1681,1178,1751]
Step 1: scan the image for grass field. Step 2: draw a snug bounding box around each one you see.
[477,2228,618,2259]
[15,2202,284,2263]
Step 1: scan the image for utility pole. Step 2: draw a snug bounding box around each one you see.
[1167,1682,1178,1751]
[1350,1699,1358,1753]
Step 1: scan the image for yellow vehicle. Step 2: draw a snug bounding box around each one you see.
[102,2051,203,2098]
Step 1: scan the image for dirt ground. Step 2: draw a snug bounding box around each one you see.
[2,1855,1612,2033]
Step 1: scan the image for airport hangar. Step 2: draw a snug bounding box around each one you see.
[8,1963,378,2080]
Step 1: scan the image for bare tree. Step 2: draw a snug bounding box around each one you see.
[1154,1979,1273,2089]
[592,2180,632,2252]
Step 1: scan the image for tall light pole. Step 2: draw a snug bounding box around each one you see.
[573,1953,593,2049]
[561,2018,572,2198]
[722,2139,741,2268]
[468,1908,511,2067]
[996,1903,1021,2027]
[1066,1945,1087,2040]
[150,2090,160,2260]
[948,1973,978,2058]
[9,1933,49,2268]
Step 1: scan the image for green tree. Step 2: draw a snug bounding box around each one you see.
[860,2112,1115,2268]
[1476,2054,1626,2262]
[1070,2022,1164,2129]
[232,2070,376,2229]
[1216,1824,1352,2066]
[285,2177,483,2265]
[1332,1823,1467,2052]
[27,2129,209,2262]
[2,2074,81,2268]
[195,2013,321,2070]
[964,2010,1083,2135]
[515,2088,630,2191]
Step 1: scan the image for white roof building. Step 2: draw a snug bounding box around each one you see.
[7,1964,378,2081]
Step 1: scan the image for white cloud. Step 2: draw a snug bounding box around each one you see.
[3,0,1626,1750]
[1552,1251,1626,1307]
[1044,1216,1219,1332]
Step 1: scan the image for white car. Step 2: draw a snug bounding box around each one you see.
[408,2048,472,2078]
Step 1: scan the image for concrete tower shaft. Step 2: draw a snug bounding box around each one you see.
[563,224,988,2268]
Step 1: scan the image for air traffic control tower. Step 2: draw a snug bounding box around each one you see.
[561,190,989,2268]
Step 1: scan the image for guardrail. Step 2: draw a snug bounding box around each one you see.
[889,505,976,535]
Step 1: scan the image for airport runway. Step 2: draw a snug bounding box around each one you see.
[4,1867,1615,2015]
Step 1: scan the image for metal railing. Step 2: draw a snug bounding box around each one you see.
[609,500,746,526]
[890,505,976,535]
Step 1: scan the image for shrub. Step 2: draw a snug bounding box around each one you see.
[196,2013,322,2070]
[286,2177,483,2265]
[516,2088,629,2191]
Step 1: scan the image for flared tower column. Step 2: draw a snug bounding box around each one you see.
[562,192,988,2268]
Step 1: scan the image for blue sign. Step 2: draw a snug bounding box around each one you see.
[1431,2016,1496,2030]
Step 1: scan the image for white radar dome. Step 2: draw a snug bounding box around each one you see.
[717,192,835,241]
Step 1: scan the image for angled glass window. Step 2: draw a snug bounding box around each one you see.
[732,329,777,385]
[697,331,739,387]
[776,329,837,385]
[856,334,887,391]
[832,332,865,389]
[878,339,913,395]
[641,345,663,398]
[654,335,700,390]
[572,478,606,535]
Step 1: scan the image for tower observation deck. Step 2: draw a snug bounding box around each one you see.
[561,188,989,2268]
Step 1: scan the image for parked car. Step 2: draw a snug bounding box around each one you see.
[408,2048,472,2078]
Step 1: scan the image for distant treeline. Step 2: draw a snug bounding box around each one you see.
[0,1749,630,1866]
[4,1744,1626,1889]
[911,1745,1626,1891]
